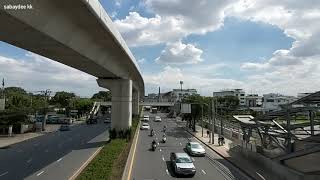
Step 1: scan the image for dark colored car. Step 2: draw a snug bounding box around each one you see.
[170,152,196,177]
[86,117,98,124]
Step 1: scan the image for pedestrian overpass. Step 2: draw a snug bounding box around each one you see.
[0,0,144,129]
[95,101,174,107]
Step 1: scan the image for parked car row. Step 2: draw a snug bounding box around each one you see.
[35,115,75,124]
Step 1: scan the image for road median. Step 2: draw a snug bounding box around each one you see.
[75,117,140,180]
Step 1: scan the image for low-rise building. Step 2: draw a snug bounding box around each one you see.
[245,94,262,107]
[262,93,297,112]
[213,89,246,106]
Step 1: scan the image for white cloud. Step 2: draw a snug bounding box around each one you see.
[155,41,203,64]
[0,52,103,97]
[115,0,121,7]
[137,58,145,64]
[144,66,244,95]
[110,11,117,19]
[115,0,236,46]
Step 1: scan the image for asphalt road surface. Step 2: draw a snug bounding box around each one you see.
[132,111,252,180]
[0,119,109,180]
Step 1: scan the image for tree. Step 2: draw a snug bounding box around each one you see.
[216,96,239,115]
[50,91,76,108]
[182,95,213,131]
[71,98,93,116]
[91,91,111,101]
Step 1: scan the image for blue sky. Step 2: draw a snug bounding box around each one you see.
[0,0,319,97]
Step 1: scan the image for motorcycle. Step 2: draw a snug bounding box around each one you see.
[162,136,167,143]
[150,130,155,136]
[151,142,157,151]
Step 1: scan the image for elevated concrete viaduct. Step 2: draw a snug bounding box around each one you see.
[0,0,144,130]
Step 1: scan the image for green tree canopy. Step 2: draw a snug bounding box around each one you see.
[50,91,76,108]
[91,91,111,101]
[71,98,93,115]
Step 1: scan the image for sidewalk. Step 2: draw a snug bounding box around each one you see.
[186,124,278,180]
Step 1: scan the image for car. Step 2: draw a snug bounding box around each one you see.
[104,118,111,123]
[86,117,98,124]
[59,124,70,131]
[142,115,150,121]
[170,152,196,177]
[186,142,206,156]
[154,116,161,122]
[140,123,150,130]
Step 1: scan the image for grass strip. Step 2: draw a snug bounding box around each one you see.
[77,118,139,180]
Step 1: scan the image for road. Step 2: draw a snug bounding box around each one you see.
[132,111,252,180]
[0,119,109,180]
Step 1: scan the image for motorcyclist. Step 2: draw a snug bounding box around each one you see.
[151,139,157,150]
[162,133,167,143]
[163,125,167,132]
[150,129,155,136]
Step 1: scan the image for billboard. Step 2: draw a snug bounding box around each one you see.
[181,103,191,113]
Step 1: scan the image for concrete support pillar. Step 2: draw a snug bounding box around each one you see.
[97,79,132,130]
[132,90,140,116]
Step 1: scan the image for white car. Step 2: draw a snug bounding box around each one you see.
[155,116,161,122]
[140,123,150,130]
[142,115,150,121]
[186,142,206,156]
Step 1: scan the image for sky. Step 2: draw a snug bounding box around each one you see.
[1,0,320,97]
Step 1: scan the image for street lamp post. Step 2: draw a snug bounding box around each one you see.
[201,104,204,137]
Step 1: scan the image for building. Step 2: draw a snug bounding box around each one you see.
[262,93,297,112]
[297,92,314,99]
[245,94,262,107]
[213,89,246,106]
[171,89,198,102]
[144,93,158,102]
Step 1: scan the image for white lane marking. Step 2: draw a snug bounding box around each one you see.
[176,138,177,140]
[0,171,8,177]
[192,158,195,162]
[69,147,103,180]
[159,149,162,152]
[57,158,63,162]
[162,155,165,161]
[27,158,32,163]
[202,169,207,175]
[179,142,182,146]
[166,169,169,175]
[36,171,44,176]
[256,172,266,180]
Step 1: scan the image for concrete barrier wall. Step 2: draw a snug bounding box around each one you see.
[20,124,34,134]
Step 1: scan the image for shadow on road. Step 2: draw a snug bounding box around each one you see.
[0,122,110,179]
[166,127,193,139]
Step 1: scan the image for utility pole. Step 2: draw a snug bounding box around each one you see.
[1,78,5,110]
[201,103,204,137]
[41,89,51,131]
[211,98,216,144]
